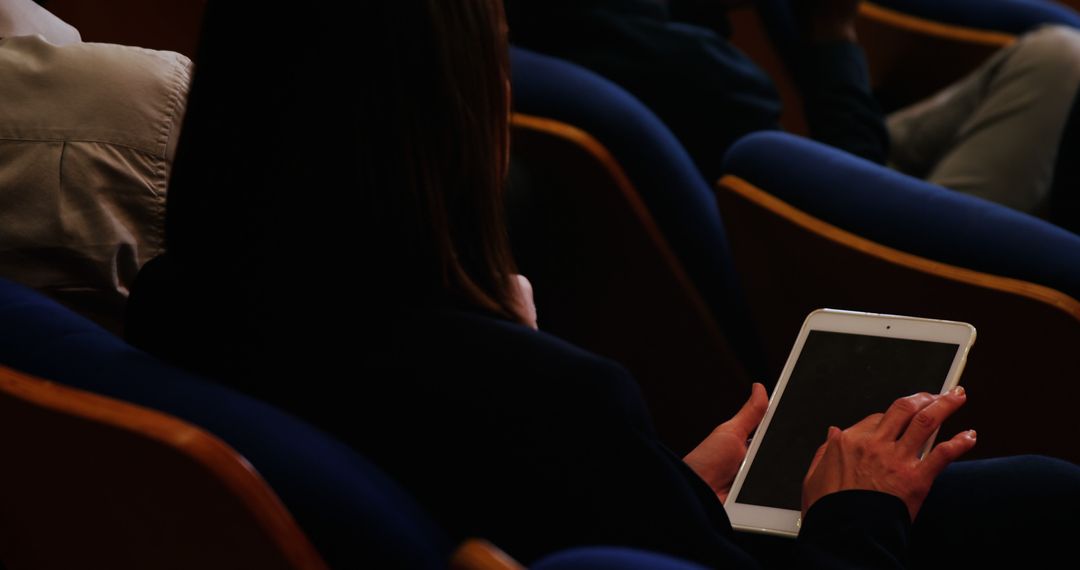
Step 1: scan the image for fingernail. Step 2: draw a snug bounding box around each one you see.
[951,386,966,398]
[967,429,977,441]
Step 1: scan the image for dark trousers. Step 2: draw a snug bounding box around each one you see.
[737,455,1080,568]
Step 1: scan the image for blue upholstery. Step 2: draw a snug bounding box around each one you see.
[0,278,719,568]
[510,46,733,297]
[534,547,708,570]
[0,278,451,569]
[510,46,761,374]
[722,131,1080,300]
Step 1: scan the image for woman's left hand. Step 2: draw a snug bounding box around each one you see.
[684,382,769,502]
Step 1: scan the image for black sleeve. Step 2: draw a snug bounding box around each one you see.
[792,41,890,164]
[435,353,768,568]
[505,1,783,182]
[519,370,915,570]
[796,490,911,569]
[665,2,889,164]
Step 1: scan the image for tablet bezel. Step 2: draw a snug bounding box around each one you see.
[723,309,976,537]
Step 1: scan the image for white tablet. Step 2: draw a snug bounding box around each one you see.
[723,309,976,537]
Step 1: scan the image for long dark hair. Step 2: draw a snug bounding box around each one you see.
[165,0,524,328]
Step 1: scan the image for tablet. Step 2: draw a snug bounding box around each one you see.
[723,309,976,537]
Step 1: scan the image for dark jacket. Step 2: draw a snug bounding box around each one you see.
[305,306,912,568]
[506,0,889,181]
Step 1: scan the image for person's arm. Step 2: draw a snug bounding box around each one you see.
[410,331,762,568]
[794,389,976,568]
[671,0,888,163]
[790,0,890,164]
[795,490,911,569]
[667,0,753,33]
[683,388,975,568]
[684,382,768,502]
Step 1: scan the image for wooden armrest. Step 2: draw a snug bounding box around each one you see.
[450,539,524,570]
[857,3,1014,110]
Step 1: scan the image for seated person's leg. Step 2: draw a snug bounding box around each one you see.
[910,455,1080,566]
[888,26,1080,214]
[735,456,1080,568]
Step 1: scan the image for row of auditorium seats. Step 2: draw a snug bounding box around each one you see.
[0,278,706,569]
[2,1,1080,567]
[506,4,1080,465]
[731,1,1080,130]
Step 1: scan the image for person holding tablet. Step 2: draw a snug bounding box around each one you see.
[127,1,1080,567]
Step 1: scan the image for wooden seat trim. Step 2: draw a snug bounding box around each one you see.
[860,2,1016,48]
[717,175,1080,321]
[0,364,329,570]
[450,539,524,570]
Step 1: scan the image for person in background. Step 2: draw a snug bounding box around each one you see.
[127,1,1080,568]
[0,0,191,332]
[506,0,1080,226]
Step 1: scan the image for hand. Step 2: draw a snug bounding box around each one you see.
[511,274,538,330]
[795,0,861,43]
[802,388,978,521]
[684,383,769,502]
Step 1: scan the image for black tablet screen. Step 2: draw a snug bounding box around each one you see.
[736,330,959,511]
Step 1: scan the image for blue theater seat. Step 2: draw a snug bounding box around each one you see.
[0,277,449,569]
[509,47,763,449]
[510,46,749,352]
[724,131,1080,297]
[871,0,1080,34]
[716,130,1080,464]
[0,277,713,569]
[757,0,1080,57]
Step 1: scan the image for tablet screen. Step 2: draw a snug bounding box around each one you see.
[736,330,960,511]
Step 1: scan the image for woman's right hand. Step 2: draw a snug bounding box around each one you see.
[802,388,978,521]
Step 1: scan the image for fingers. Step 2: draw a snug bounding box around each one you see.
[722,383,769,439]
[897,387,967,454]
[850,412,885,433]
[875,392,938,440]
[922,429,977,476]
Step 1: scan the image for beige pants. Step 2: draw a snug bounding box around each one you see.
[887,25,1080,213]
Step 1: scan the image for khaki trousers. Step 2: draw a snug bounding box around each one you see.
[888,25,1080,214]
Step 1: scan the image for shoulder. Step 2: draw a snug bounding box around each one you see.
[0,36,191,89]
[412,308,629,376]
[0,36,192,155]
[378,307,650,422]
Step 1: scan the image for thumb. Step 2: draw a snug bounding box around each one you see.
[806,426,839,478]
[724,383,769,439]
